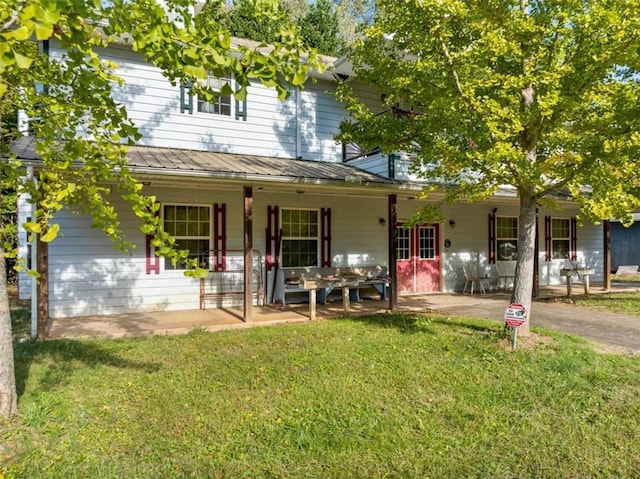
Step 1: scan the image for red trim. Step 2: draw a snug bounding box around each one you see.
[266,205,279,271]
[544,216,551,262]
[321,208,332,267]
[146,207,160,274]
[145,233,160,274]
[570,217,577,261]
[213,203,226,271]
[488,213,496,264]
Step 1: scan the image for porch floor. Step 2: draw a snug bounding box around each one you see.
[46,282,640,354]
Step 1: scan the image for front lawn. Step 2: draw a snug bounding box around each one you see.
[2,315,640,478]
[574,292,640,315]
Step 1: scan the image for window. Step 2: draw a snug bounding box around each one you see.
[163,204,211,269]
[496,216,518,261]
[419,226,436,260]
[197,74,232,116]
[397,226,410,260]
[551,218,570,259]
[281,209,319,268]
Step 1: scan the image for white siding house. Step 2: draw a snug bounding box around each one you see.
[14,37,607,321]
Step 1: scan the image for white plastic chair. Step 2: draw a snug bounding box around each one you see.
[495,260,516,291]
[463,261,486,294]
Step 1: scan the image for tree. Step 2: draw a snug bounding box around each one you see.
[298,0,342,56]
[339,0,640,335]
[0,0,321,418]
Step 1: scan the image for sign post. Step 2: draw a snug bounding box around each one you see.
[504,303,527,350]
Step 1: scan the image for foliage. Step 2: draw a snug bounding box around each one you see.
[298,0,343,56]
[2,316,640,478]
[339,0,640,331]
[0,0,321,417]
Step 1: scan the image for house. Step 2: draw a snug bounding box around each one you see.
[14,36,610,327]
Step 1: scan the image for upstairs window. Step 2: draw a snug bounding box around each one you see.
[197,75,232,116]
[180,74,247,120]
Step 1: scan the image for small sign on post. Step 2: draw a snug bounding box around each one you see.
[504,303,527,350]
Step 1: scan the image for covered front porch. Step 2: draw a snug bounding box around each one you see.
[45,283,614,340]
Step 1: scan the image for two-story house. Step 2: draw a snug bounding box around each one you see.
[14,36,608,326]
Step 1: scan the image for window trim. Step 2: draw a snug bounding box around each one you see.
[550,217,571,260]
[495,215,519,261]
[161,203,212,270]
[280,207,320,269]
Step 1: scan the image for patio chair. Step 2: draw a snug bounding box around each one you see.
[462,261,486,294]
[495,260,516,291]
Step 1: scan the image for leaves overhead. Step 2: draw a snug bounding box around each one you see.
[340,0,640,221]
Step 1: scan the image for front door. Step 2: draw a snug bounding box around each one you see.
[396,224,440,293]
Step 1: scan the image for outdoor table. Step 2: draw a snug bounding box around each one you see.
[560,268,595,297]
[302,277,359,320]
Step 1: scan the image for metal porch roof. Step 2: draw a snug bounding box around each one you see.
[11,137,400,188]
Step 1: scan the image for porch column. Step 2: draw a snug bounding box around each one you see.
[243,186,253,323]
[533,213,539,298]
[388,194,398,310]
[36,235,48,339]
[603,220,611,291]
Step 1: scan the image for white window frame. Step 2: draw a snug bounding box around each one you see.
[551,217,571,260]
[281,208,320,268]
[196,74,232,117]
[418,226,436,260]
[496,216,518,261]
[396,226,410,261]
[162,203,212,270]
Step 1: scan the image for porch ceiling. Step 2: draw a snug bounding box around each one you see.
[11,137,402,190]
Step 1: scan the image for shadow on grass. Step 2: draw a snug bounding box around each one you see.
[13,339,161,399]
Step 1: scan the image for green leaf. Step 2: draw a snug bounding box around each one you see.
[40,224,60,242]
[14,52,33,69]
[23,221,42,234]
[35,22,54,41]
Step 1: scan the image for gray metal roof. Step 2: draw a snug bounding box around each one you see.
[11,137,400,187]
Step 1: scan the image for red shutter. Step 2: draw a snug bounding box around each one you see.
[544,216,551,262]
[146,207,160,274]
[266,205,280,271]
[570,217,577,261]
[213,203,226,272]
[321,208,332,267]
[145,234,160,274]
[488,213,496,264]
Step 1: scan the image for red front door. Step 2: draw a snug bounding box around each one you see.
[396,224,440,293]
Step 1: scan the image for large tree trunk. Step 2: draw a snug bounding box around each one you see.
[511,190,537,336]
[0,247,17,418]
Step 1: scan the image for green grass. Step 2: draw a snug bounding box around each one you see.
[612,274,640,283]
[2,315,640,478]
[574,292,640,315]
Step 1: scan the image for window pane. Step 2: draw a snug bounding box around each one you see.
[497,240,517,261]
[175,221,187,236]
[551,218,570,239]
[282,239,318,267]
[397,227,410,260]
[164,239,209,270]
[419,227,435,260]
[552,240,570,259]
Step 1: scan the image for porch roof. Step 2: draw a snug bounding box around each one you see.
[11,137,402,189]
